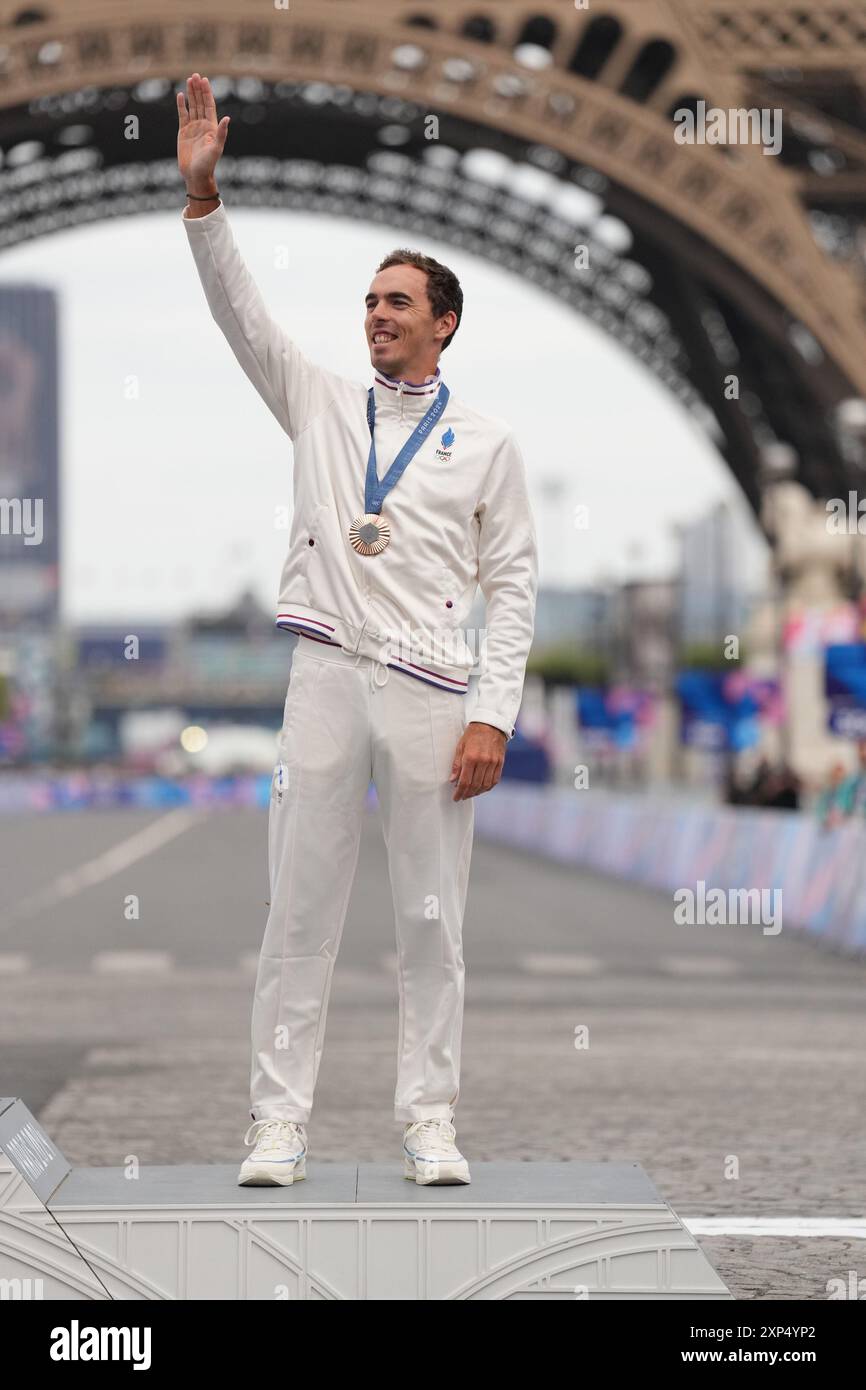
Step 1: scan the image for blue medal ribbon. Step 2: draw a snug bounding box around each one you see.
[364,382,450,516]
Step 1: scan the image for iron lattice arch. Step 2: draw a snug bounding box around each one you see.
[3,0,866,513]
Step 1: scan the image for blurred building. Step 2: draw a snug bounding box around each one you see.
[609,581,678,693]
[677,499,770,644]
[0,283,60,624]
[532,586,611,649]
[64,589,293,761]
[0,284,61,761]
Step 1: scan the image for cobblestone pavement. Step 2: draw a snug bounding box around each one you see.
[1,807,864,1301]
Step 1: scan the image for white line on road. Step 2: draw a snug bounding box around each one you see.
[660,956,741,976]
[519,953,603,975]
[682,1217,866,1239]
[3,809,201,927]
[91,951,174,974]
[0,953,30,973]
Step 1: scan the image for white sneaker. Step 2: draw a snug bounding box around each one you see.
[238,1118,307,1186]
[403,1117,471,1185]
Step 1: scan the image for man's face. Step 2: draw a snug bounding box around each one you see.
[365,263,443,376]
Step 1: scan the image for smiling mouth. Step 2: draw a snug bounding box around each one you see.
[372,333,398,345]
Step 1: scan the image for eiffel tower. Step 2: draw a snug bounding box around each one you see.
[3,0,866,507]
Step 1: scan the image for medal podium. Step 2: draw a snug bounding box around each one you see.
[1,1098,730,1300]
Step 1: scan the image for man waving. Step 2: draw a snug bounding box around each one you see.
[177,74,538,1187]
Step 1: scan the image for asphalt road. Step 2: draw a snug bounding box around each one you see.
[1,804,864,1300]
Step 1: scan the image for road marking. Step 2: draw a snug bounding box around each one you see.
[682,1217,866,1239]
[3,809,201,927]
[92,951,174,974]
[519,953,603,975]
[660,955,741,976]
[0,953,30,973]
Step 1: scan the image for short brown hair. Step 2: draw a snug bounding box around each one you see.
[375,249,463,352]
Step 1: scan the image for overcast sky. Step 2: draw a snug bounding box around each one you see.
[0,206,767,624]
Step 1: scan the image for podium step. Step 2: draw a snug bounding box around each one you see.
[1,1099,731,1300]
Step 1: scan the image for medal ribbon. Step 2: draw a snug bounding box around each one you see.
[364,382,450,516]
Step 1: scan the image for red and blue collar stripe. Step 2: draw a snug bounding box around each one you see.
[373,366,441,396]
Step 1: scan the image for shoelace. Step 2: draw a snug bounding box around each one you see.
[405,1118,457,1152]
[244,1118,305,1150]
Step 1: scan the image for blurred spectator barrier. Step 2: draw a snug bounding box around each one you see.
[474,785,866,957]
[4,773,863,956]
[0,772,275,812]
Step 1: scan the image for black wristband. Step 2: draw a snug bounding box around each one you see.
[186,190,220,201]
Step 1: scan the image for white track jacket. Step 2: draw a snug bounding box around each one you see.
[182,201,538,739]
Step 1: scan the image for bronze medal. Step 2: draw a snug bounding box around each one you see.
[349,513,391,556]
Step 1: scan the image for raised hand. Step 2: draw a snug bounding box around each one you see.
[177,73,230,194]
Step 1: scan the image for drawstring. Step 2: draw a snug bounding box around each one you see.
[353,650,390,691]
[370,659,389,692]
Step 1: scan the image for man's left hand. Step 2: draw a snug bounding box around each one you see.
[450,721,507,800]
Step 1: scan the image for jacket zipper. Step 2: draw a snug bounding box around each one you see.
[397,378,405,422]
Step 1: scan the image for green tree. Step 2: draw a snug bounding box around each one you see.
[527,643,611,688]
[678,640,745,672]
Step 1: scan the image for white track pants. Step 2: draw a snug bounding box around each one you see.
[249,639,475,1125]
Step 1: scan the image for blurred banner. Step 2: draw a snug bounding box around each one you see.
[576,685,655,751]
[783,603,863,656]
[676,670,758,752]
[674,670,782,752]
[825,642,866,739]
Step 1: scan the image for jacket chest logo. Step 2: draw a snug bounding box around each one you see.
[435,426,456,463]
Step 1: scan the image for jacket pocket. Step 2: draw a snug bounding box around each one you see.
[277,645,312,759]
[436,565,475,669]
[300,503,328,603]
[451,691,469,741]
[437,564,459,620]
